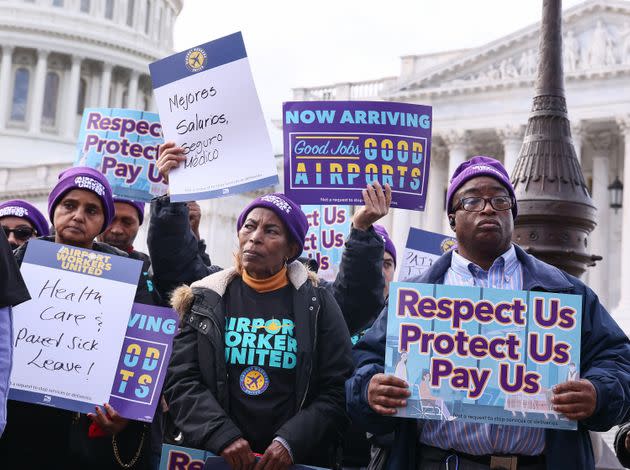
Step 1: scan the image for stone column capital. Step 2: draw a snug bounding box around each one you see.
[616,115,630,135]
[587,131,615,154]
[70,55,84,66]
[443,129,469,150]
[102,62,113,73]
[498,124,524,143]
[37,49,51,60]
[430,142,448,163]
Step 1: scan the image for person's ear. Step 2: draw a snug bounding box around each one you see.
[448,215,456,231]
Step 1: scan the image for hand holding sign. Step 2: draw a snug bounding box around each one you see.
[551,379,597,421]
[157,141,186,184]
[352,181,392,231]
[367,373,410,416]
[256,440,293,470]
[220,438,256,470]
[88,403,129,435]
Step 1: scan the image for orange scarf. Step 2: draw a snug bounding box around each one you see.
[242,266,289,293]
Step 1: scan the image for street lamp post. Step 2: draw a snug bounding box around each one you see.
[511,0,600,277]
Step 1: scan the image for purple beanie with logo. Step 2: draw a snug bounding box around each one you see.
[0,199,50,237]
[374,224,397,266]
[113,198,145,225]
[237,193,308,261]
[48,167,115,233]
[446,156,517,219]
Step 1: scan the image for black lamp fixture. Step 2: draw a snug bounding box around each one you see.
[609,177,623,212]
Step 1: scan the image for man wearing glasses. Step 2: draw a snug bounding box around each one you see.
[0,200,49,249]
[347,156,630,469]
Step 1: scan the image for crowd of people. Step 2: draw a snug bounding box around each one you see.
[0,147,629,470]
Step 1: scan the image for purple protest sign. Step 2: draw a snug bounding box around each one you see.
[109,303,178,422]
[283,101,432,211]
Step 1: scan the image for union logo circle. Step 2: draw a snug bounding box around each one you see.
[239,366,269,396]
[185,47,207,72]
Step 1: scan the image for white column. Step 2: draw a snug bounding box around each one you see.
[0,45,14,130]
[426,146,448,234]
[614,117,630,327]
[443,130,469,234]
[114,81,124,107]
[589,131,613,308]
[127,70,139,110]
[99,63,112,107]
[572,121,584,167]
[28,49,50,133]
[89,70,100,107]
[391,209,411,270]
[64,55,82,139]
[499,125,524,177]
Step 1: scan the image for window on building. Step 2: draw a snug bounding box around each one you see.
[77,78,87,115]
[105,0,114,19]
[144,0,151,35]
[52,0,64,6]
[127,0,135,27]
[42,71,60,127]
[80,0,90,13]
[10,67,30,122]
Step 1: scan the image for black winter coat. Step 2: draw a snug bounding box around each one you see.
[147,196,385,335]
[166,262,353,467]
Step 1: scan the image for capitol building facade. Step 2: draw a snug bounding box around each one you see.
[0,0,181,241]
[0,0,629,330]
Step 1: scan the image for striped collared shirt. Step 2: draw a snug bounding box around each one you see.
[419,245,545,456]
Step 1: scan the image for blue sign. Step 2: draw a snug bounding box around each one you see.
[385,282,582,430]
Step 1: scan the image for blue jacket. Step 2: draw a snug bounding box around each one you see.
[346,245,630,470]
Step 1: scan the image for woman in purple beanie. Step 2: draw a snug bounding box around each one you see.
[166,192,353,470]
[0,199,50,249]
[0,167,158,469]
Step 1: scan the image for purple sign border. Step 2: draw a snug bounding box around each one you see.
[283,101,432,211]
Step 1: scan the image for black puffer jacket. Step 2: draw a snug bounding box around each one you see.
[165,262,353,467]
[147,195,385,335]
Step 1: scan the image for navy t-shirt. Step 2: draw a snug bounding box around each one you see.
[224,278,297,453]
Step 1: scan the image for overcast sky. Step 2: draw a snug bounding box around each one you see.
[173,0,585,122]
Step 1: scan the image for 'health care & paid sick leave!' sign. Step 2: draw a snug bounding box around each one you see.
[149,32,278,202]
[283,101,432,211]
[9,240,141,415]
[385,283,582,430]
[75,108,167,203]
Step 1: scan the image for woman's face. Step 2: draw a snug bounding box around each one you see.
[238,207,297,279]
[1,216,37,249]
[53,189,105,248]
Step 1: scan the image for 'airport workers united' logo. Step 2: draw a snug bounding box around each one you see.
[240,366,269,396]
[441,238,456,253]
[185,47,207,72]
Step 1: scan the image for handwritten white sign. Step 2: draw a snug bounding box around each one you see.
[149,32,278,202]
[9,240,141,413]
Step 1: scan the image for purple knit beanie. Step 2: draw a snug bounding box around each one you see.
[446,156,517,219]
[48,167,115,233]
[0,199,50,237]
[374,224,397,266]
[236,193,308,261]
[113,198,145,225]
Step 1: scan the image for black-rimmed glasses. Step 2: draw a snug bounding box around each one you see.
[453,196,513,212]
